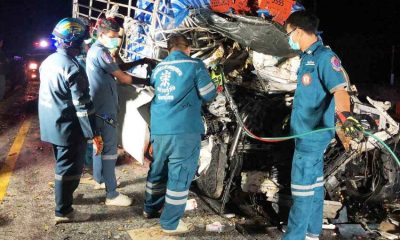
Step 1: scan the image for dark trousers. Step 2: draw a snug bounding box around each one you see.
[53,142,86,216]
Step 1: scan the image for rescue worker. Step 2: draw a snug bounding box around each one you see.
[283,11,362,240]
[86,18,149,206]
[143,34,217,234]
[38,18,103,224]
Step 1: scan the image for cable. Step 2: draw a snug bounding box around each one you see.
[242,124,400,167]
[363,131,400,167]
[219,66,399,165]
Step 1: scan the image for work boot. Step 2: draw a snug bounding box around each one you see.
[142,210,161,219]
[54,210,91,225]
[105,193,133,207]
[94,180,121,190]
[162,220,194,235]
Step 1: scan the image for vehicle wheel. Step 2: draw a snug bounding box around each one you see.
[196,142,228,199]
[344,141,400,202]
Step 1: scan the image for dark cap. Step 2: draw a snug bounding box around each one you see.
[97,18,120,33]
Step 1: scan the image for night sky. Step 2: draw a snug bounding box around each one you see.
[0,0,399,85]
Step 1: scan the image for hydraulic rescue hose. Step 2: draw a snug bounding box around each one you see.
[241,120,400,167]
[217,66,400,167]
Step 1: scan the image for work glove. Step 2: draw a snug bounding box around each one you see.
[210,66,224,92]
[93,135,104,155]
[341,114,364,139]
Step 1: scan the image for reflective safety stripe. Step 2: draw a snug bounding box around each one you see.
[146,187,166,195]
[146,181,166,188]
[312,181,325,188]
[291,181,325,190]
[87,139,93,144]
[73,98,91,106]
[102,154,118,160]
[292,191,314,197]
[166,189,189,197]
[165,196,187,205]
[316,176,324,182]
[306,233,320,239]
[76,111,88,117]
[158,60,197,65]
[76,108,95,118]
[55,174,81,181]
[329,82,348,93]
[199,83,215,96]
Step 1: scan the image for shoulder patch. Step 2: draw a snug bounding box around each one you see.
[101,51,114,64]
[331,56,342,72]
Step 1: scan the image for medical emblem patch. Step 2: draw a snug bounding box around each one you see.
[102,51,113,64]
[331,56,342,72]
[302,73,312,86]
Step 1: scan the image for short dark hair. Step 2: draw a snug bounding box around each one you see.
[97,18,120,35]
[285,11,319,34]
[167,34,190,51]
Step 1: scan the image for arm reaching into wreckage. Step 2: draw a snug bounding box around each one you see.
[118,58,158,71]
[318,52,363,138]
[112,58,158,85]
[334,88,363,138]
[112,69,150,85]
[195,61,217,103]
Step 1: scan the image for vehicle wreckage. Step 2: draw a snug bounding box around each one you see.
[72,0,400,224]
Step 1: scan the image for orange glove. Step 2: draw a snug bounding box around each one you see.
[93,135,104,155]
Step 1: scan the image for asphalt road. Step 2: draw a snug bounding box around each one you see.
[0,80,250,240]
[0,80,343,240]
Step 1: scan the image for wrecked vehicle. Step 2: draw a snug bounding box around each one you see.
[72,0,400,223]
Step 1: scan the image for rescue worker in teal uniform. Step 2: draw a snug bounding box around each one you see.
[283,11,362,240]
[86,18,149,206]
[38,18,103,224]
[144,34,217,234]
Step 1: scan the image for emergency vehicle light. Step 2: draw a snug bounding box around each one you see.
[29,62,38,70]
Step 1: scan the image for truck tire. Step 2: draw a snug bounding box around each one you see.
[196,143,228,199]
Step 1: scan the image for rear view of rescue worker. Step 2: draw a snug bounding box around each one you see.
[86,18,149,206]
[283,11,362,240]
[144,34,217,234]
[38,18,102,224]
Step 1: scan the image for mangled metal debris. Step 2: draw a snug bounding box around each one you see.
[72,0,400,236]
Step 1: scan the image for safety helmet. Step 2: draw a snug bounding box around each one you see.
[52,18,87,44]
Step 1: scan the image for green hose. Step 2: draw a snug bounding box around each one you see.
[243,127,400,167]
[363,130,400,167]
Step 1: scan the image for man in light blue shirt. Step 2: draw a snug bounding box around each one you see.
[86,18,149,206]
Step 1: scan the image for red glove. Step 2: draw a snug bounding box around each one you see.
[93,135,104,155]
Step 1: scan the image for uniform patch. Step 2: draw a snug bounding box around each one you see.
[157,70,176,102]
[331,56,342,72]
[102,51,114,64]
[302,73,312,86]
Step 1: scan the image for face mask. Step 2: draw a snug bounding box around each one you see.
[103,36,119,49]
[288,35,300,50]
